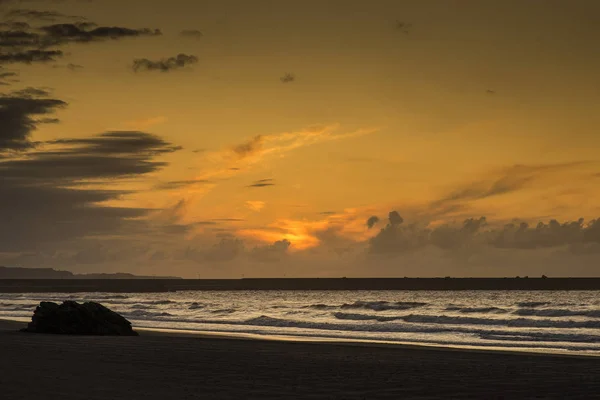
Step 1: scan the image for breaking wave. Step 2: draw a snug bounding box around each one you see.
[340,301,428,311]
[516,302,549,308]
[445,306,507,314]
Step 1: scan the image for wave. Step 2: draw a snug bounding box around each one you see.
[188,302,205,310]
[479,332,600,344]
[305,304,337,310]
[516,302,549,308]
[514,308,600,318]
[445,306,507,314]
[401,314,600,329]
[124,310,173,318]
[331,311,600,329]
[333,312,401,322]
[83,294,129,300]
[340,301,428,311]
[210,308,236,314]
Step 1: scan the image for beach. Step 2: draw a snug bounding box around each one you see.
[0,319,599,399]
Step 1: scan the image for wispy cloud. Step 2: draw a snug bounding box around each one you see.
[248,178,275,188]
[245,201,265,212]
[163,124,379,228]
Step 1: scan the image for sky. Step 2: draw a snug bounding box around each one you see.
[0,0,599,278]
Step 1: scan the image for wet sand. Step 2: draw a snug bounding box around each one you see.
[1,319,598,399]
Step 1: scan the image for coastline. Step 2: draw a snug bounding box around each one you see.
[1,317,597,359]
[2,318,600,399]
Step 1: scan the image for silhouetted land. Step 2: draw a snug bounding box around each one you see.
[0,319,599,399]
[0,266,181,280]
[2,277,600,293]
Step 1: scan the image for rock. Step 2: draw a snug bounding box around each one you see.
[21,301,138,336]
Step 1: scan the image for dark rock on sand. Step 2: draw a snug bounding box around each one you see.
[21,301,138,336]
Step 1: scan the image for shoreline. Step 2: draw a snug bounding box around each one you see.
[2,317,597,360]
[2,319,600,399]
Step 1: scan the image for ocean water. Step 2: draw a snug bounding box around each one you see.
[2,290,600,355]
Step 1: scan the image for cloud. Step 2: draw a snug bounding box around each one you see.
[280,72,295,83]
[180,29,202,38]
[132,53,198,73]
[366,216,380,229]
[388,211,404,226]
[155,179,210,190]
[0,88,66,151]
[5,9,84,21]
[232,135,263,159]
[0,49,63,64]
[41,24,161,43]
[248,178,275,188]
[0,69,17,84]
[0,128,182,251]
[250,239,291,263]
[245,200,265,212]
[435,163,588,206]
[2,131,180,181]
[202,237,245,262]
[366,210,600,256]
[0,20,161,64]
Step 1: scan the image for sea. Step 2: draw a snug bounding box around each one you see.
[2,290,600,356]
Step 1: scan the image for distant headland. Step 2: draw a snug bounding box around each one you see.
[2,271,600,293]
[0,266,182,280]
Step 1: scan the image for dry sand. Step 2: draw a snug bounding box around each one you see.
[1,319,599,399]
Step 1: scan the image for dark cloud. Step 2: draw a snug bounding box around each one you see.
[489,219,593,250]
[0,21,30,30]
[0,90,183,252]
[366,215,380,229]
[41,24,161,42]
[232,135,263,158]
[369,211,429,254]
[0,88,66,151]
[368,211,600,256]
[429,217,487,250]
[0,29,44,48]
[388,211,403,226]
[0,20,161,64]
[132,53,198,73]
[0,128,181,251]
[248,178,275,188]
[0,70,17,77]
[47,131,181,157]
[180,29,202,38]
[5,9,84,21]
[202,237,245,262]
[155,179,211,190]
[0,49,63,63]
[280,72,295,83]
[0,69,17,84]
[2,131,180,180]
[250,239,291,263]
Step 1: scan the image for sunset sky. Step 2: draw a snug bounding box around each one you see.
[1,0,599,277]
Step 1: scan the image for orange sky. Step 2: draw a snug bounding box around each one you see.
[1,0,599,277]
